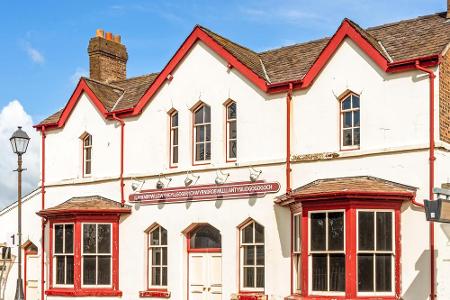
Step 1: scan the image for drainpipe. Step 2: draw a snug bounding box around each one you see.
[40,126,46,300]
[286,83,293,194]
[415,61,436,300]
[111,114,125,206]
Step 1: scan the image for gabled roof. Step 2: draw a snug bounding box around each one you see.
[37,195,131,217]
[276,176,417,205]
[36,12,450,130]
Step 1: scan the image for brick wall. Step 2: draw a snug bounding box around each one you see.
[440,51,450,143]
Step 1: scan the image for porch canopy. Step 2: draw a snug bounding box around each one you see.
[276,176,417,206]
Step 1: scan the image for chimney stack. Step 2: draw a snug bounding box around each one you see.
[88,29,128,83]
[448,0,450,18]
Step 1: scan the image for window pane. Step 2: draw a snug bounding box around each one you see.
[243,223,253,243]
[196,143,204,161]
[85,161,91,175]
[173,128,178,145]
[312,254,327,291]
[195,108,203,124]
[244,246,254,265]
[190,225,221,249]
[172,146,178,164]
[294,215,300,252]
[354,111,360,127]
[151,228,160,246]
[83,224,96,253]
[56,256,65,284]
[83,256,96,285]
[66,256,74,285]
[205,143,211,160]
[328,212,344,251]
[152,248,162,265]
[256,267,264,288]
[256,245,264,265]
[171,113,178,127]
[161,227,167,245]
[310,213,326,251]
[352,95,360,108]
[55,225,64,254]
[359,212,374,250]
[85,148,91,160]
[358,254,374,292]
[205,125,211,141]
[229,141,237,159]
[329,254,345,291]
[376,254,392,292]
[65,225,73,253]
[343,112,352,128]
[376,212,392,251]
[342,97,351,110]
[196,126,204,142]
[243,267,254,288]
[204,105,211,123]
[228,103,236,119]
[98,256,111,285]
[162,267,168,286]
[152,267,161,286]
[229,121,237,139]
[255,223,264,243]
[354,128,360,146]
[343,129,352,146]
[162,247,167,265]
[98,224,111,254]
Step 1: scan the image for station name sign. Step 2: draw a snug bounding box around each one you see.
[129,180,281,205]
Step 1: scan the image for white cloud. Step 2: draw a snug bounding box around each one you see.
[70,67,88,85]
[24,42,45,64]
[0,100,40,209]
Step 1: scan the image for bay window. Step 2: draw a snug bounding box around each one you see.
[240,220,264,290]
[293,213,301,293]
[82,224,112,286]
[54,224,74,286]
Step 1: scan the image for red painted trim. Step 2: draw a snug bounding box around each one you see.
[38,209,130,217]
[414,61,436,300]
[111,114,126,206]
[45,288,123,297]
[290,190,415,202]
[140,289,171,298]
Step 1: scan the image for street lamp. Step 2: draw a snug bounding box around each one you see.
[9,126,30,300]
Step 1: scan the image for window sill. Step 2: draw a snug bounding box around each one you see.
[233,293,267,300]
[46,288,122,297]
[140,290,171,298]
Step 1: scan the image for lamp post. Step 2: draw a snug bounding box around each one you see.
[9,126,30,300]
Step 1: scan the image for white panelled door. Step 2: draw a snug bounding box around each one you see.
[189,252,222,300]
[26,254,40,300]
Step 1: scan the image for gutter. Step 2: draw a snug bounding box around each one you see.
[414,60,437,300]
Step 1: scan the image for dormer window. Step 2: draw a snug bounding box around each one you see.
[82,134,92,176]
[193,103,211,163]
[340,93,360,149]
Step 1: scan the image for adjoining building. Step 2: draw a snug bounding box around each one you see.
[3,4,450,300]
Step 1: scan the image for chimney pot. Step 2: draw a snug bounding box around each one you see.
[113,35,121,44]
[105,32,113,40]
[96,29,104,38]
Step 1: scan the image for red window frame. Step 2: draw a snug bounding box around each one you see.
[46,215,121,297]
[291,199,401,299]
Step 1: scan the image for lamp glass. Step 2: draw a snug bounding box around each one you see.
[10,127,30,155]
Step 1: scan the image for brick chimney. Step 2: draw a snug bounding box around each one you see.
[448,0,450,18]
[88,29,128,83]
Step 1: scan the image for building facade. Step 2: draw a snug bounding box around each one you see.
[2,7,450,300]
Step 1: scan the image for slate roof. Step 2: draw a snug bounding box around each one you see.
[37,195,131,216]
[38,12,450,125]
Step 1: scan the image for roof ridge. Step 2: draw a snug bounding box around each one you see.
[366,11,446,31]
[198,25,260,55]
[258,36,330,55]
[82,77,125,91]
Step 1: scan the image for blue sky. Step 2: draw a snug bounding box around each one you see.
[0,0,446,208]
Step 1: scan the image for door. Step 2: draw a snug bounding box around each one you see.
[189,252,222,300]
[25,254,39,300]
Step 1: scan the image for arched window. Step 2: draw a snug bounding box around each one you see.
[193,104,211,162]
[240,220,264,290]
[340,93,360,149]
[169,111,179,166]
[226,101,237,160]
[148,225,168,288]
[189,224,221,250]
[82,134,92,176]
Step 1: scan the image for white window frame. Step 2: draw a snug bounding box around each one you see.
[53,223,74,288]
[307,210,346,297]
[293,213,301,293]
[239,220,265,292]
[340,93,360,150]
[226,101,237,161]
[169,111,179,167]
[193,104,211,163]
[82,134,92,177]
[356,209,395,297]
[81,223,113,288]
[148,225,168,289]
